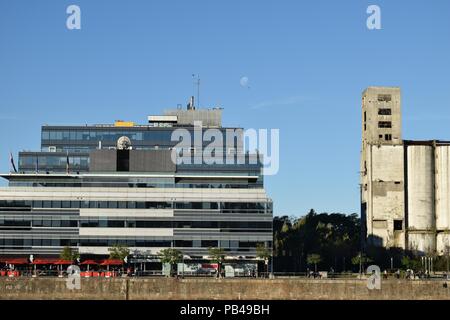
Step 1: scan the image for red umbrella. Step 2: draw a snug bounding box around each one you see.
[80,260,99,265]
[52,259,73,276]
[100,259,122,266]
[33,258,58,265]
[53,260,73,265]
[81,260,99,271]
[3,258,29,265]
[100,259,123,271]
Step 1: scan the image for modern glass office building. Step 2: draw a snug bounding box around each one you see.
[0,102,273,268]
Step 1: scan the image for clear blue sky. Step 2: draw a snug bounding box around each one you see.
[1,0,450,217]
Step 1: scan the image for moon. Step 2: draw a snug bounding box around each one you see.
[240,76,249,88]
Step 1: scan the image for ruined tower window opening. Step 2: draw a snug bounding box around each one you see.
[378,108,392,115]
[385,134,392,141]
[378,121,392,128]
[377,94,392,102]
[394,220,403,231]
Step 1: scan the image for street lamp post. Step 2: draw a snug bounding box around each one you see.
[359,253,362,277]
[270,253,274,279]
[446,247,449,279]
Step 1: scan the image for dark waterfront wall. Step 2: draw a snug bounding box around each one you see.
[0,278,449,300]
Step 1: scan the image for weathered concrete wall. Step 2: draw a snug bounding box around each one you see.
[0,278,449,300]
[364,144,405,248]
[436,146,450,254]
[407,145,435,231]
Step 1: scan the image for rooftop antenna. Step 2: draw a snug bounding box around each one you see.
[192,74,200,109]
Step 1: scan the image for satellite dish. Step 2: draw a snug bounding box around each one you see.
[117,136,132,150]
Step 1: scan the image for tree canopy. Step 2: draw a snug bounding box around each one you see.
[159,248,183,265]
[59,246,79,261]
[273,209,360,272]
[108,244,130,261]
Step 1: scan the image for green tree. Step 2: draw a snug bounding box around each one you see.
[273,210,361,273]
[108,244,130,261]
[256,244,271,275]
[401,255,421,271]
[159,248,183,277]
[59,246,79,261]
[108,244,129,273]
[208,247,226,277]
[307,253,321,272]
[351,253,372,274]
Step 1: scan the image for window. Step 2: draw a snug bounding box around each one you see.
[193,240,201,248]
[61,201,71,209]
[43,220,51,227]
[108,201,118,209]
[51,220,61,227]
[174,240,193,247]
[385,134,392,141]
[378,121,392,128]
[378,108,392,115]
[33,219,43,227]
[220,240,230,248]
[61,220,71,228]
[33,200,43,208]
[394,220,403,231]
[118,201,127,209]
[201,240,218,248]
[42,131,49,140]
[377,94,392,102]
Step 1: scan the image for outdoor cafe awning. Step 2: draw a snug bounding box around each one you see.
[1,258,29,265]
[100,259,123,266]
[32,258,59,265]
[80,260,99,265]
[53,260,73,265]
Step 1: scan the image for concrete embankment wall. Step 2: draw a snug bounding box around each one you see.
[0,278,449,300]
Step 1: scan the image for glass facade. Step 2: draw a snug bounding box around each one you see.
[2,113,272,261]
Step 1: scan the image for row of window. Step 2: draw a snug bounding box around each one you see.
[9,182,262,190]
[0,219,272,229]
[42,130,149,142]
[19,156,89,167]
[41,129,235,144]
[0,200,271,211]
[79,220,272,229]
[0,238,268,249]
